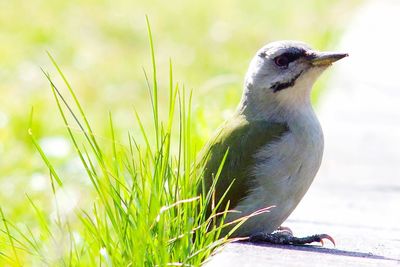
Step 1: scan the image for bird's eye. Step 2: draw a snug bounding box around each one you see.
[274,55,289,68]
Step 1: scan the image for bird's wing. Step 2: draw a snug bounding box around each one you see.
[200,115,289,214]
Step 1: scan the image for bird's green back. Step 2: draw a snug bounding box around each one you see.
[199,114,289,215]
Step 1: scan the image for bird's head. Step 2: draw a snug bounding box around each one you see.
[242,40,347,113]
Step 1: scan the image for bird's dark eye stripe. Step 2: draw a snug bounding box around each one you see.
[275,48,306,64]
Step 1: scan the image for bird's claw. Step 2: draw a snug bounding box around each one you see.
[316,233,335,247]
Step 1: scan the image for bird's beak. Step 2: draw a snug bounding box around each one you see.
[307,51,348,66]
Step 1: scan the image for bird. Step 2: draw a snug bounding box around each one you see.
[199,40,347,245]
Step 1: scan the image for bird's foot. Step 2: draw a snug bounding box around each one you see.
[249,230,335,246]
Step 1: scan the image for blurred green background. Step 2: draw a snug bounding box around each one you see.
[0,0,361,235]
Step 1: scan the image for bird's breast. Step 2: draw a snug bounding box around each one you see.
[229,111,324,236]
[254,112,324,200]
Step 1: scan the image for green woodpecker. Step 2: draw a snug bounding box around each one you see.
[201,40,347,245]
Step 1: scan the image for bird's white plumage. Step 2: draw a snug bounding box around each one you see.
[227,41,327,236]
[206,40,346,237]
[227,104,324,236]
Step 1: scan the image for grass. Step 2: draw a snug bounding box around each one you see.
[0,1,363,266]
[0,21,240,266]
